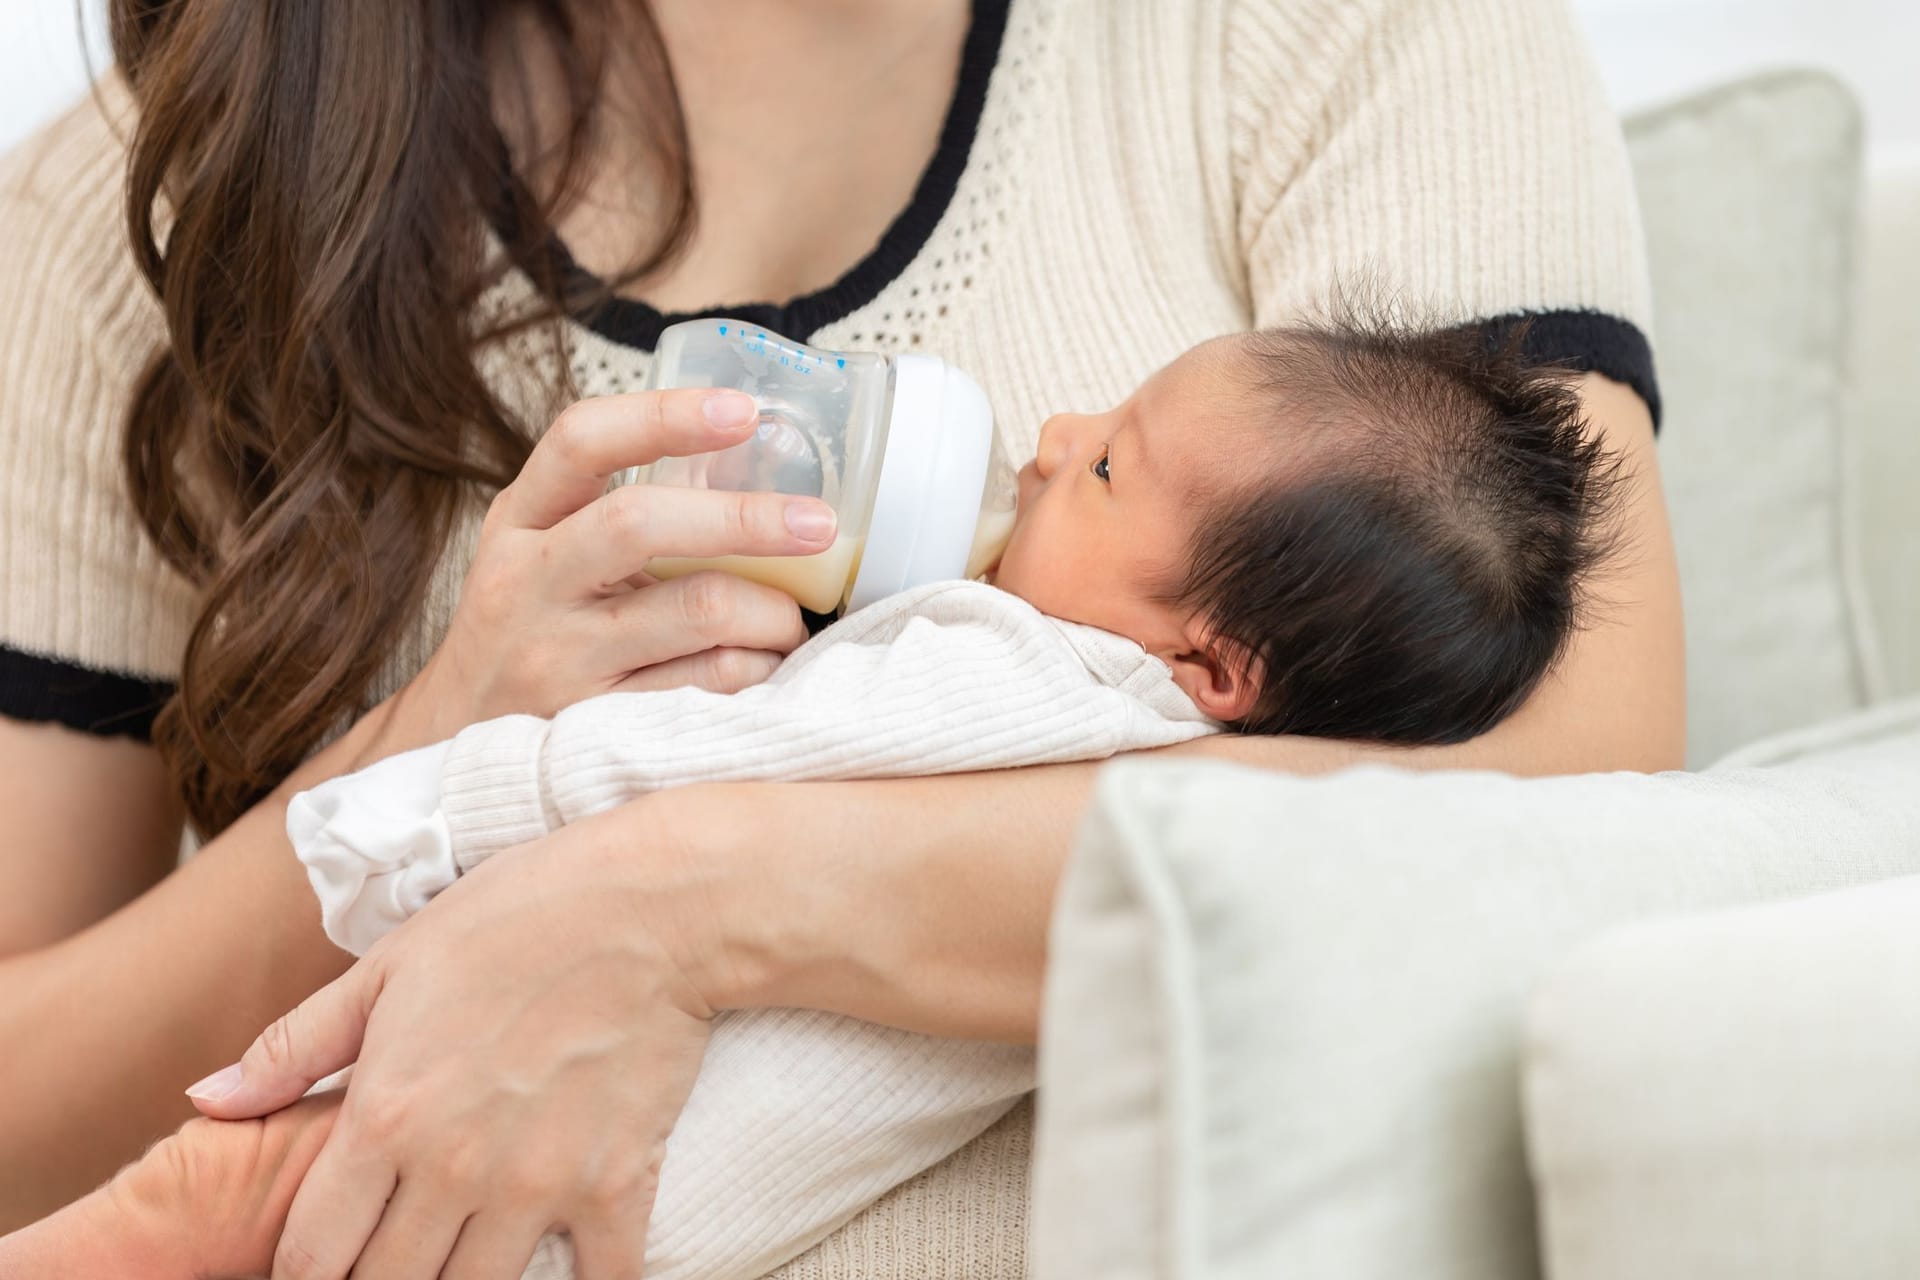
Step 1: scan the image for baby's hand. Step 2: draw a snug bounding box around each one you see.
[0,1093,343,1280]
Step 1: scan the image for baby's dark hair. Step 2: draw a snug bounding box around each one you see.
[1167,316,1627,743]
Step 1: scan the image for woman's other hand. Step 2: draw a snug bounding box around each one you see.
[185,802,720,1279]
[395,389,837,750]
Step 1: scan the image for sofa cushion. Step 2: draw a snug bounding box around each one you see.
[1848,147,1920,701]
[1528,876,1920,1280]
[1624,71,1871,763]
[1030,717,1920,1280]
[1525,716,1920,1280]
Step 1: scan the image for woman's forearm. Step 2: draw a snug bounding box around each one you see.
[659,725,1564,1047]
[668,678,1685,1049]
[0,688,442,1230]
[650,761,1098,1045]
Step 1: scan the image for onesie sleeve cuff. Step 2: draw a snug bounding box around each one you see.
[439,713,562,870]
[288,741,457,956]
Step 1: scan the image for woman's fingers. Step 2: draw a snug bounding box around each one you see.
[339,1177,470,1280]
[547,481,837,598]
[594,572,808,675]
[568,1212,652,1280]
[609,646,788,696]
[492,390,760,530]
[437,1212,550,1280]
[187,962,385,1121]
[270,1125,396,1280]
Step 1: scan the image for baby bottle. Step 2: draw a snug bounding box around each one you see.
[613,319,1019,614]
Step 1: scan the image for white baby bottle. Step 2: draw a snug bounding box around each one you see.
[614,319,1019,614]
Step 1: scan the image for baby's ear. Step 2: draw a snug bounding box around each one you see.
[1165,634,1261,723]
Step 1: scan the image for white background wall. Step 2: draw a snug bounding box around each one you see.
[1575,0,1917,143]
[3,0,1916,154]
[2,0,108,154]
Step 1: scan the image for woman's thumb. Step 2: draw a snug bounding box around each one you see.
[185,962,382,1119]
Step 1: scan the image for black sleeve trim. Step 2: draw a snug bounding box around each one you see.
[0,644,174,743]
[1473,309,1662,432]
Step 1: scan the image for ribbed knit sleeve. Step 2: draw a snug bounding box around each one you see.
[1225,0,1660,414]
[0,80,196,737]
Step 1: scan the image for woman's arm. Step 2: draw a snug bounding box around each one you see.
[0,723,184,957]
[691,374,1684,1044]
[0,708,379,1231]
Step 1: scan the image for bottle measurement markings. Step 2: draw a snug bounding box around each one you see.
[717,323,845,376]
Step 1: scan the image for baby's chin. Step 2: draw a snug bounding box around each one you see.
[978,556,1021,599]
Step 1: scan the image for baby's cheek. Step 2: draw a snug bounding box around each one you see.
[987,539,1043,605]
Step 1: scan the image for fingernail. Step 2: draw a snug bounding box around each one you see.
[185,1063,244,1103]
[784,502,836,542]
[702,391,756,430]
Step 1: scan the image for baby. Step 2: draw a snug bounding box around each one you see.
[0,316,1621,1280]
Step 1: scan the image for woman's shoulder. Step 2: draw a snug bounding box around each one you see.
[1213,0,1656,387]
[0,74,162,392]
[1,75,145,281]
[0,75,196,727]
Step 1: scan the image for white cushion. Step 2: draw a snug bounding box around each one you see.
[1848,146,1920,700]
[1525,724,1920,1279]
[1624,71,1872,763]
[1030,714,1920,1280]
[1528,879,1920,1280]
[1711,693,1920,768]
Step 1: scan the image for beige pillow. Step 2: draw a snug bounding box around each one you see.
[1525,704,1920,1280]
[1626,71,1873,764]
[1031,717,1920,1280]
[1527,873,1920,1280]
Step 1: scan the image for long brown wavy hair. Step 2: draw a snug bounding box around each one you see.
[108,0,693,836]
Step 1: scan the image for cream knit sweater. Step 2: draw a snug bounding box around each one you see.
[0,0,1653,1274]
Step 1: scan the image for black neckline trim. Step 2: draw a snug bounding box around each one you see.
[554,0,1011,352]
[1475,309,1663,431]
[0,644,173,742]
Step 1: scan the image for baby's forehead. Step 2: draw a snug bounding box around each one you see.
[1136,337,1316,493]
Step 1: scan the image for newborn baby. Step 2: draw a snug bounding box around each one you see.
[0,316,1621,1280]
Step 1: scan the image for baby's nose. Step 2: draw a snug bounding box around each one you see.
[1034,415,1074,478]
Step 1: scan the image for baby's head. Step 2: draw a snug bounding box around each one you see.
[990,318,1624,741]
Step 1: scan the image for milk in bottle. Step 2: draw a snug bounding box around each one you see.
[614,320,1018,614]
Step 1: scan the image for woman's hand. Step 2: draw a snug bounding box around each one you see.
[392,388,837,751]
[187,802,720,1279]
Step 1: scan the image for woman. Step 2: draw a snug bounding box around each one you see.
[0,0,1683,1274]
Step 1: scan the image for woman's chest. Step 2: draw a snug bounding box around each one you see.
[559,0,1251,463]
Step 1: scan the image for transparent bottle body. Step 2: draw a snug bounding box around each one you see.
[614,320,1019,613]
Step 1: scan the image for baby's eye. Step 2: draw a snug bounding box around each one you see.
[1092,447,1111,483]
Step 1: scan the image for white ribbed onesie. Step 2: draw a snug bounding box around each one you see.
[290,580,1216,1280]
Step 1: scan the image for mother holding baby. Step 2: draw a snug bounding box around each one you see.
[0,0,1682,1275]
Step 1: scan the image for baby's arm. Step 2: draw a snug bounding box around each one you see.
[294,582,1211,955]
